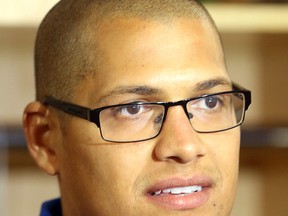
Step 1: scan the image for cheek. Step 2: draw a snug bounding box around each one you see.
[59,128,151,215]
[217,134,240,201]
[207,128,240,170]
[205,129,240,215]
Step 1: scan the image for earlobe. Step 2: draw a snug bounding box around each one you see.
[23,101,59,175]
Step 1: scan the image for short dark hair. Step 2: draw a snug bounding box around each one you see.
[35,0,218,101]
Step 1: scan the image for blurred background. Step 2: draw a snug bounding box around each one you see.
[1,0,288,215]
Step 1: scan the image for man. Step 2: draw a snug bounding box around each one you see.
[23,0,251,215]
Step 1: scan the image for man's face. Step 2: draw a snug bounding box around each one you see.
[55,17,240,215]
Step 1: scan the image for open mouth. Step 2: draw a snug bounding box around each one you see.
[146,177,213,210]
[150,185,202,196]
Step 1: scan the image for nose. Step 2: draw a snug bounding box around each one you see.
[153,106,206,164]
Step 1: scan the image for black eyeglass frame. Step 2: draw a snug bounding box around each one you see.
[44,83,251,142]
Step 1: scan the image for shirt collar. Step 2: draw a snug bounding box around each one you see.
[40,198,62,216]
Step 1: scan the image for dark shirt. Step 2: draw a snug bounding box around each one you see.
[40,198,62,216]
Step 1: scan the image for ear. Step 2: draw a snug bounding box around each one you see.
[23,101,59,175]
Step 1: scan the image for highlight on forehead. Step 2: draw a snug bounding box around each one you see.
[35,0,217,101]
[86,0,211,21]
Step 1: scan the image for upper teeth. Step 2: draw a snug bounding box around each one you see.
[153,186,202,196]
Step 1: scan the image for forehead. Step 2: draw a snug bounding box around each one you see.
[75,17,227,105]
[95,16,221,63]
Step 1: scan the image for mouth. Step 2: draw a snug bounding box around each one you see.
[150,185,203,196]
[146,176,213,210]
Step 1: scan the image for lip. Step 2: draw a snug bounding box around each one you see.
[146,175,213,210]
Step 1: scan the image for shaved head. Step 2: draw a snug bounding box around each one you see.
[35,0,218,101]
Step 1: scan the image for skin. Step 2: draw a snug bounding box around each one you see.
[24,17,240,216]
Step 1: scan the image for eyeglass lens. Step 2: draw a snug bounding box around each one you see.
[188,93,244,133]
[99,104,165,142]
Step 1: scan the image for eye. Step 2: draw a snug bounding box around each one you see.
[113,104,150,118]
[190,96,223,111]
[204,96,219,109]
[122,104,143,115]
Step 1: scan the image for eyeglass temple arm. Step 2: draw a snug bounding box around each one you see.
[44,96,91,120]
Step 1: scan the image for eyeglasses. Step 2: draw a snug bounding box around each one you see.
[44,83,251,143]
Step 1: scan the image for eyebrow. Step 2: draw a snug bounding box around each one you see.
[96,86,163,104]
[193,77,231,91]
[103,85,163,97]
[115,85,161,95]
[98,77,231,103]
